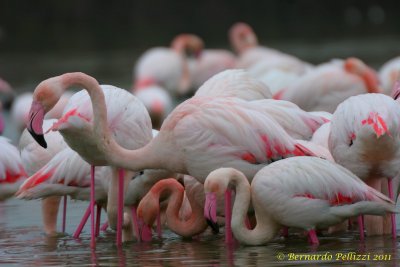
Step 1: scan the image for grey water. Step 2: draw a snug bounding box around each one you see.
[0,198,399,267]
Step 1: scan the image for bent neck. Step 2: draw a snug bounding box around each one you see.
[228,171,279,245]
[60,72,109,140]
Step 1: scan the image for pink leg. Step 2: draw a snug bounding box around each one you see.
[73,204,91,238]
[90,165,96,249]
[131,206,141,242]
[156,211,162,238]
[95,204,101,237]
[100,221,108,232]
[137,217,153,242]
[62,195,67,233]
[307,229,319,245]
[358,215,364,241]
[225,189,233,244]
[388,179,397,239]
[282,227,289,238]
[116,169,125,246]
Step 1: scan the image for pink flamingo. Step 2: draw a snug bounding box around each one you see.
[134,85,173,130]
[0,137,27,201]
[329,93,400,238]
[229,22,311,72]
[137,178,207,238]
[26,75,153,248]
[204,157,397,246]
[274,58,382,113]
[19,119,68,235]
[134,34,203,96]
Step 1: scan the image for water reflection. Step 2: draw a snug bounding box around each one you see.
[0,198,399,266]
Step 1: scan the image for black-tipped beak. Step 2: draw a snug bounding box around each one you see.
[28,128,47,148]
[206,219,219,234]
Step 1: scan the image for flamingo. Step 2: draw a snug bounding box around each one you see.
[229,22,312,72]
[275,58,381,113]
[26,74,153,247]
[18,119,68,235]
[329,93,400,238]
[134,34,203,96]
[0,137,27,201]
[204,157,397,246]
[134,85,173,130]
[137,178,207,238]
[379,56,400,95]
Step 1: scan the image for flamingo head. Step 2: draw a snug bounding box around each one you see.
[171,34,204,59]
[390,80,400,100]
[137,191,160,228]
[204,168,240,234]
[344,57,381,93]
[28,76,65,148]
[229,22,258,54]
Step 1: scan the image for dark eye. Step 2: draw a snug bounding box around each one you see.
[139,171,144,176]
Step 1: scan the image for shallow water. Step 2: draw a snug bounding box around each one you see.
[0,198,399,267]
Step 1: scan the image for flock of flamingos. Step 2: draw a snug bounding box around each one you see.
[1,22,400,250]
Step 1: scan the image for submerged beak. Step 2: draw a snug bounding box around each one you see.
[27,101,47,148]
[204,192,219,234]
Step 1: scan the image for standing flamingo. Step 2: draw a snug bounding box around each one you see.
[27,75,152,247]
[137,178,207,239]
[275,58,381,113]
[0,137,27,201]
[134,34,203,96]
[19,119,68,235]
[204,157,397,246]
[329,93,400,238]
[229,22,311,72]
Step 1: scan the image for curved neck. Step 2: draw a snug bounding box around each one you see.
[228,172,279,245]
[160,183,207,237]
[60,73,109,138]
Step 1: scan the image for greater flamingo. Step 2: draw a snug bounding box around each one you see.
[27,74,153,247]
[134,34,203,96]
[18,119,68,235]
[329,93,400,238]
[229,22,311,72]
[204,157,397,246]
[274,58,381,113]
[134,85,173,130]
[137,178,207,238]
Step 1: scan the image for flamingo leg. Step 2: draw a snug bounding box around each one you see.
[73,204,91,238]
[90,165,96,249]
[131,206,141,242]
[307,229,319,245]
[95,204,101,237]
[62,195,67,233]
[116,169,124,246]
[100,221,108,232]
[156,211,162,238]
[388,178,397,239]
[225,189,233,244]
[358,215,364,241]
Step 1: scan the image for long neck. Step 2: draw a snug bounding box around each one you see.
[162,184,207,238]
[229,172,279,245]
[61,73,109,139]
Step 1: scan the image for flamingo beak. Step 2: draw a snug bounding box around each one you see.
[27,101,47,148]
[204,192,219,234]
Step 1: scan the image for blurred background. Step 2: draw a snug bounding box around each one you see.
[0,0,399,90]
